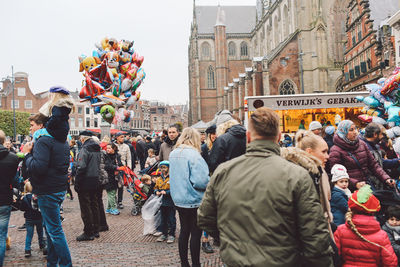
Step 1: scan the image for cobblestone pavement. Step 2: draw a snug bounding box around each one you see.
[4,189,222,267]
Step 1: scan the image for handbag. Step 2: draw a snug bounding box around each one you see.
[347,152,386,191]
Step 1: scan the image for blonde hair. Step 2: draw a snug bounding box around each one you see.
[345,211,389,252]
[130,137,137,143]
[205,133,214,151]
[295,130,325,151]
[101,136,110,143]
[217,120,239,137]
[141,174,151,183]
[148,148,155,155]
[0,130,5,145]
[175,127,201,152]
[48,92,76,114]
[24,181,33,193]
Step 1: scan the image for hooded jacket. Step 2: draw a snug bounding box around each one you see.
[25,136,69,195]
[103,152,122,191]
[0,145,19,206]
[328,135,390,189]
[334,214,397,267]
[208,124,246,173]
[75,138,101,192]
[330,187,348,226]
[382,223,400,259]
[198,140,333,267]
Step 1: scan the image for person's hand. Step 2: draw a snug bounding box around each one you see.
[156,191,161,196]
[23,142,33,154]
[161,190,166,195]
[386,179,396,187]
[356,181,366,189]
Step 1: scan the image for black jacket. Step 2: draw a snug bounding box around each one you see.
[125,141,137,167]
[136,140,146,160]
[153,137,162,155]
[201,143,211,167]
[20,194,42,221]
[324,134,334,152]
[46,106,71,143]
[75,138,101,192]
[104,152,122,191]
[145,141,156,159]
[0,145,19,206]
[209,124,247,173]
[25,136,69,195]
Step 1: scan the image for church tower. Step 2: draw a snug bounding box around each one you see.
[214,6,228,111]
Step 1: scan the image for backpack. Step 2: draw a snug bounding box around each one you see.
[99,150,109,186]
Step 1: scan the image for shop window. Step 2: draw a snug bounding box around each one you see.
[279,80,296,95]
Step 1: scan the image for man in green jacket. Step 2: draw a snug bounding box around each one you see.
[198,107,333,267]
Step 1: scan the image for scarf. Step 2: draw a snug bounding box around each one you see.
[334,185,352,198]
[337,120,358,145]
[385,222,400,242]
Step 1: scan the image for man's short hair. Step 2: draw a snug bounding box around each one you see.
[169,124,179,132]
[0,130,5,145]
[365,122,381,138]
[250,108,280,138]
[29,113,48,126]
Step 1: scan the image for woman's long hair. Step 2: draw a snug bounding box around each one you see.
[175,127,201,152]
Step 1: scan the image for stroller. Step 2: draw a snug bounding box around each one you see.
[127,178,149,216]
[139,160,160,176]
[373,185,400,225]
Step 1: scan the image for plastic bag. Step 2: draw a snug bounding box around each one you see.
[142,194,162,235]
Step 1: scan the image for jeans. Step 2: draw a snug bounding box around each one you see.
[96,188,108,229]
[106,189,117,210]
[77,190,100,236]
[160,206,176,236]
[37,192,72,267]
[25,219,45,251]
[0,205,11,266]
[176,207,202,267]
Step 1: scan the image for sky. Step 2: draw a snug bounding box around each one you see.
[0,0,255,105]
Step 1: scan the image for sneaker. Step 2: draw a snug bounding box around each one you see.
[110,209,120,215]
[25,250,31,257]
[6,236,10,250]
[156,235,167,242]
[60,216,65,222]
[18,224,26,231]
[40,246,47,256]
[152,231,163,237]
[118,203,124,209]
[105,209,111,214]
[76,233,94,241]
[202,242,214,253]
[166,235,175,244]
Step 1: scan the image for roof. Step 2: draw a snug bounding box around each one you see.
[369,0,400,31]
[195,6,256,34]
[191,120,209,129]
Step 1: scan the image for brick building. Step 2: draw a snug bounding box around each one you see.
[188,0,348,124]
[0,72,47,114]
[343,0,399,92]
[150,101,188,132]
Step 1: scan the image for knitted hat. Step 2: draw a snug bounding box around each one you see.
[49,86,69,95]
[205,124,216,134]
[159,161,169,167]
[331,164,349,183]
[309,121,322,131]
[325,126,335,136]
[348,185,381,214]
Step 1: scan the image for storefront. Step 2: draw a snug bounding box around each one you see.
[245,92,369,133]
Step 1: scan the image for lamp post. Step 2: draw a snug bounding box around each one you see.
[11,66,16,141]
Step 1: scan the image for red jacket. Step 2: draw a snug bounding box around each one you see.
[334,214,397,267]
[328,135,390,189]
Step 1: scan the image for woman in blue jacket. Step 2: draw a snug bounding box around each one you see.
[169,127,210,267]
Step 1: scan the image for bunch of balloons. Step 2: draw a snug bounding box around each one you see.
[78,37,146,124]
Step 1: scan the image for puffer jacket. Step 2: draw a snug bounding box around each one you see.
[198,140,333,267]
[208,124,246,173]
[154,174,173,207]
[75,138,101,192]
[334,214,397,267]
[281,147,333,227]
[328,135,390,189]
[330,187,348,226]
[169,145,210,208]
[382,222,400,259]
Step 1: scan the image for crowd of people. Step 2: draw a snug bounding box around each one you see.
[1,86,400,266]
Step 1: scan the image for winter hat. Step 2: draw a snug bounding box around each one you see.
[49,86,69,95]
[159,161,169,167]
[205,124,216,134]
[309,121,322,131]
[348,185,381,214]
[325,126,335,136]
[79,130,94,137]
[331,164,349,183]
[115,132,125,138]
[336,120,354,140]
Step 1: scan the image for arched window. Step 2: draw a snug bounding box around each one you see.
[201,42,210,59]
[228,42,236,57]
[279,79,296,95]
[207,66,215,88]
[240,42,248,57]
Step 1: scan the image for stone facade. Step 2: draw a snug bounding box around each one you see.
[188,0,348,124]
[150,102,188,132]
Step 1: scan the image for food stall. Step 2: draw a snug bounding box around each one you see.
[244,91,369,133]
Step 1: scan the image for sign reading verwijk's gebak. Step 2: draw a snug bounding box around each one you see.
[246,91,369,111]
